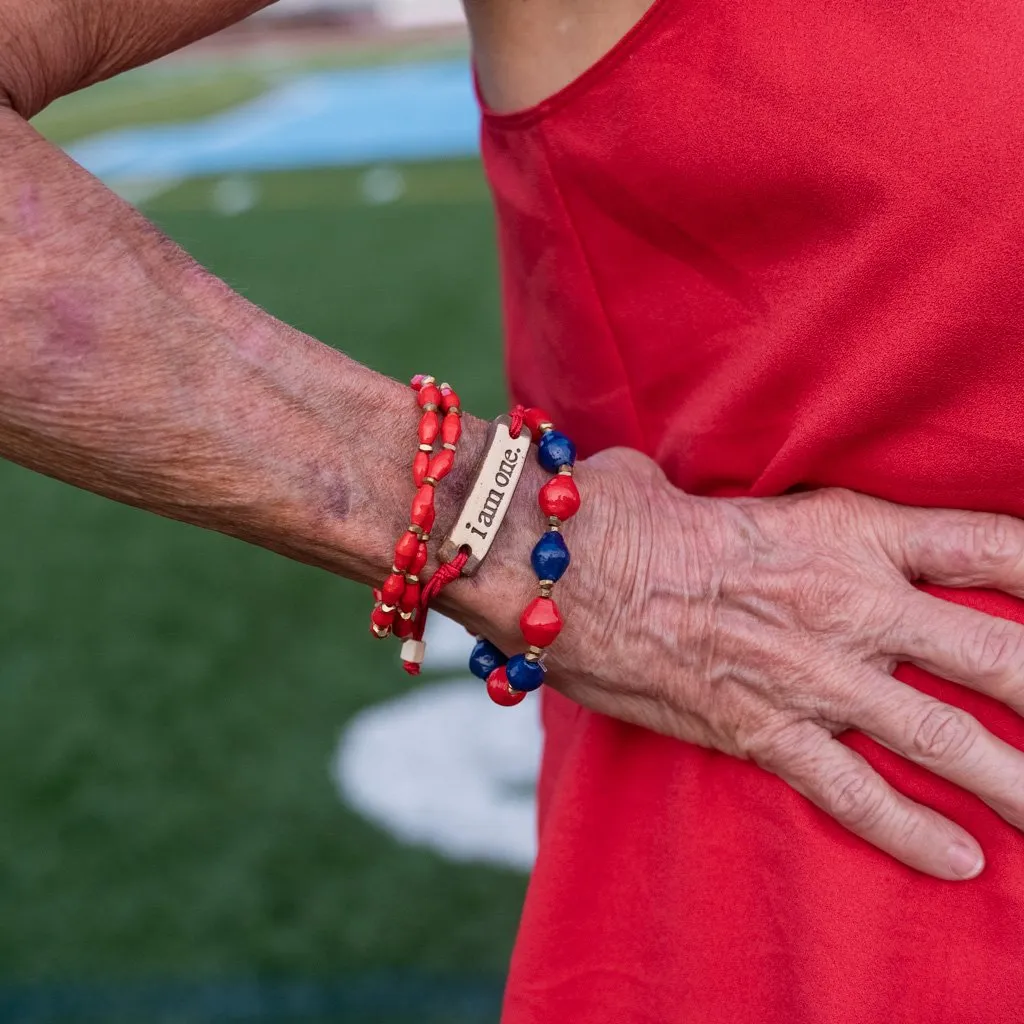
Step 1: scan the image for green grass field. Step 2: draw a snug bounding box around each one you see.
[1,45,524,1024]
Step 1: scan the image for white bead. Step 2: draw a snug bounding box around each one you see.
[401,639,426,665]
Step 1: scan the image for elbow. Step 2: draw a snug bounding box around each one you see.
[0,50,52,121]
[0,5,98,119]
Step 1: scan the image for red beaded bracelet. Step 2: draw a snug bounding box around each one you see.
[369,374,463,643]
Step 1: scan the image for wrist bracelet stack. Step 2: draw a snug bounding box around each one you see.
[369,378,580,707]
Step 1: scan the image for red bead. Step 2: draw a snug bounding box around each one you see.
[381,572,405,605]
[428,448,455,481]
[400,580,421,613]
[412,451,429,487]
[418,384,441,409]
[520,597,563,647]
[394,614,415,639]
[410,484,436,532]
[393,530,419,569]
[486,666,527,707]
[441,388,461,413]
[418,411,439,445]
[441,413,462,445]
[524,407,555,435]
[411,542,428,576]
[371,605,395,629]
[539,475,581,520]
[410,374,428,390]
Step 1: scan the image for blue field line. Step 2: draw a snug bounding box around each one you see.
[69,61,481,181]
[0,973,504,1023]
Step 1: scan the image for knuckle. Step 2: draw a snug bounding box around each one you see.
[907,703,977,764]
[948,513,1021,571]
[965,620,1024,680]
[970,513,1018,565]
[823,767,885,829]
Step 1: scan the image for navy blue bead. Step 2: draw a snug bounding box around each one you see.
[506,654,546,692]
[469,639,507,681]
[531,531,571,583]
[537,430,577,473]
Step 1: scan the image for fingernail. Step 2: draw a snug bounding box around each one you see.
[948,843,984,879]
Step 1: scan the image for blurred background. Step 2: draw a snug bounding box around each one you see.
[0,4,540,1022]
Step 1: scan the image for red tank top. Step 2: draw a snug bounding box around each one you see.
[481,1,1024,1021]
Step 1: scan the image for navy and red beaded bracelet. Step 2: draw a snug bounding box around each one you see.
[469,406,580,706]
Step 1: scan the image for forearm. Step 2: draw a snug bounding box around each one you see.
[0,111,541,635]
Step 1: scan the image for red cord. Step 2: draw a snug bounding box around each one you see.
[508,403,526,440]
[402,548,471,675]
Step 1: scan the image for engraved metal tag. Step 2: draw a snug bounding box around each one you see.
[438,415,532,575]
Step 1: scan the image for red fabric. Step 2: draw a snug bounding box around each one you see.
[480,1,1024,1021]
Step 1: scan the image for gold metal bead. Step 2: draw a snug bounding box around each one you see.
[391,565,402,575]
[558,465,574,476]
[423,476,438,487]
[422,402,439,413]
[548,516,562,529]
[420,375,436,386]
[371,624,391,639]
[547,523,562,533]
[525,650,542,664]
[381,603,396,614]
[449,406,462,417]
[398,610,413,621]
[409,524,426,539]
[405,573,420,584]
[539,583,554,598]
[538,421,555,433]
[418,443,433,453]
[439,381,451,391]
[527,645,544,657]
[442,442,457,451]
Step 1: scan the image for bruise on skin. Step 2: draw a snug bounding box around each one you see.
[44,288,97,361]
[315,463,352,522]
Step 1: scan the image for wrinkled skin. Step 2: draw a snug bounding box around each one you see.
[515,449,1024,881]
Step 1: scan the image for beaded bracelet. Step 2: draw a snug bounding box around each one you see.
[468,406,580,706]
[370,374,462,643]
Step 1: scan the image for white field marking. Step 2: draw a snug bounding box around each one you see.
[332,614,541,871]
[359,166,407,205]
[211,176,261,216]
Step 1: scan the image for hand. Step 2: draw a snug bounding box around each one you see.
[544,449,1024,881]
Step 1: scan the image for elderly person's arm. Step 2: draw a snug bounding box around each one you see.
[0,0,514,592]
[7,0,1024,882]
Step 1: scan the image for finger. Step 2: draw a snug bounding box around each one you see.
[850,675,1024,830]
[885,591,1024,713]
[771,722,985,881]
[889,506,1024,596]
